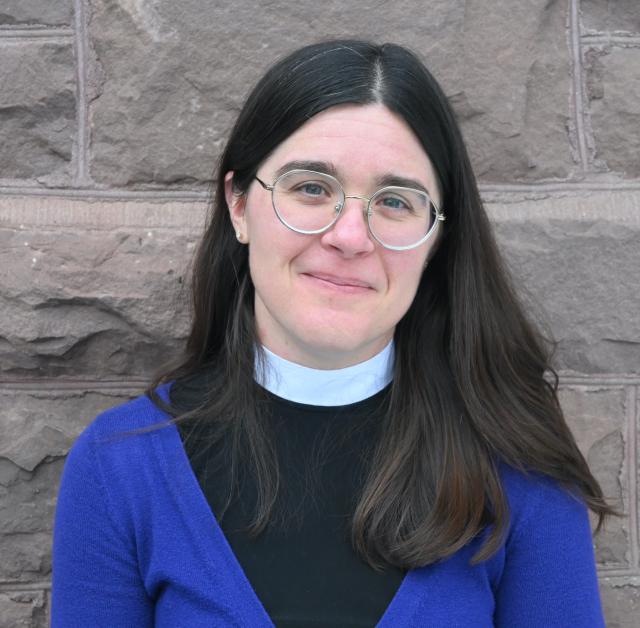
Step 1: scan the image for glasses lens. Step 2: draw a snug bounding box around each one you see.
[272,171,342,233]
[368,187,435,248]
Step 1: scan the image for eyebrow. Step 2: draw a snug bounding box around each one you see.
[272,160,432,196]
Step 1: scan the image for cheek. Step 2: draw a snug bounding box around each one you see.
[386,251,427,291]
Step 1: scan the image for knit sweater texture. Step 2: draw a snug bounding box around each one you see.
[51,385,605,627]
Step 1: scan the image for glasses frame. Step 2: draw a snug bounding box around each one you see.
[254,169,445,251]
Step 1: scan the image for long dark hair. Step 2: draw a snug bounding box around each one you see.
[148,40,614,569]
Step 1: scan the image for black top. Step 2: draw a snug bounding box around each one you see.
[171,373,404,628]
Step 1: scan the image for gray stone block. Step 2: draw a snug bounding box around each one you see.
[0,42,76,184]
[0,591,46,628]
[0,1,72,27]
[491,194,640,375]
[88,0,573,186]
[0,388,135,581]
[582,0,640,34]
[600,580,640,628]
[0,221,193,377]
[0,532,52,582]
[458,0,574,181]
[0,389,138,472]
[558,385,629,568]
[0,457,62,539]
[585,46,640,178]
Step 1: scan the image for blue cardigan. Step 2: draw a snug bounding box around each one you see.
[52,389,605,627]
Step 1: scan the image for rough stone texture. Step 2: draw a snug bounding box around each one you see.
[88,0,574,187]
[582,0,640,34]
[584,45,640,178]
[459,0,574,181]
[0,1,72,27]
[491,196,640,375]
[0,389,136,581]
[600,580,640,628]
[0,222,193,377]
[0,41,76,184]
[558,386,628,568]
[0,591,46,628]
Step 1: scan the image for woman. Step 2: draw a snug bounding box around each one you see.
[52,40,613,627]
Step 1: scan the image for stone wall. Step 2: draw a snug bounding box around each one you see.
[0,0,638,625]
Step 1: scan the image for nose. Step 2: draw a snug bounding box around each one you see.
[320,196,375,257]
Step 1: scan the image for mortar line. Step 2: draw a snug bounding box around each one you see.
[480,181,640,193]
[0,379,149,391]
[2,179,640,203]
[72,0,90,187]
[2,374,639,391]
[0,185,209,201]
[598,568,640,579]
[569,0,589,171]
[627,386,639,570]
[0,27,74,39]
[559,376,640,387]
[582,34,640,47]
[0,582,51,592]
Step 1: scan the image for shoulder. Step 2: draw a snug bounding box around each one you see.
[491,465,603,625]
[64,384,175,480]
[497,462,592,546]
[77,384,173,443]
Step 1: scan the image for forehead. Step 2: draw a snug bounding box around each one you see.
[263,104,440,201]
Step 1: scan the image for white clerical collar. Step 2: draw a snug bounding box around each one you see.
[255,341,394,406]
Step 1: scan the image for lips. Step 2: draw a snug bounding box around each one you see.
[303,272,373,289]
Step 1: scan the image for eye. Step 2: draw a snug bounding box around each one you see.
[297,182,327,197]
[376,194,414,213]
[382,196,408,210]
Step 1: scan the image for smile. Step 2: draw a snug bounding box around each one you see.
[302,272,374,293]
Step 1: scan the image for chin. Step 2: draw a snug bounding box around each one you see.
[295,327,388,366]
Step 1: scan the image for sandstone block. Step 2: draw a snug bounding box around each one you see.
[87,0,573,186]
[0,1,72,26]
[0,532,52,582]
[584,46,640,178]
[0,41,76,184]
[599,579,640,628]
[582,0,640,34]
[0,591,46,628]
[0,220,193,377]
[459,0,574,181]
[491,193,640,375]
[0,388,138,472]
[558,385,629,568]
[0,388,136,581]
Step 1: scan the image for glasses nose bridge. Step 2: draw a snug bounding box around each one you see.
[341,193,372,216]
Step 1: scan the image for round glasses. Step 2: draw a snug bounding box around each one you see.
[254,169,445,251]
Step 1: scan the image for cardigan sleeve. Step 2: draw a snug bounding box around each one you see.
[51,425,154,628]
[494,473,605,627]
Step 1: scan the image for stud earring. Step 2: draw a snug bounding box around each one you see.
[236,231,243,242]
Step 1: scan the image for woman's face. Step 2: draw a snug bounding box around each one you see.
[226,103,442,369]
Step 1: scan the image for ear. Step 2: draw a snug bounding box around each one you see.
[224,171,248,241]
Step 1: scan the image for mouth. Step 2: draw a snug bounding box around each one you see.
[302,272,374,292]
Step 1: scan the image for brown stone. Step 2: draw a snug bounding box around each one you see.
[0,388,135,581]
[0,219,193,377]
[87,0,573,186]
[0,591,46,628]
[582,0,640,34]
[558,386,629,568]
[0,389,138,471]
[0,1,72,26]
[584,46,640,178]
[491,192,640,375]
[0,41,76,184]
[599,579,640,628]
